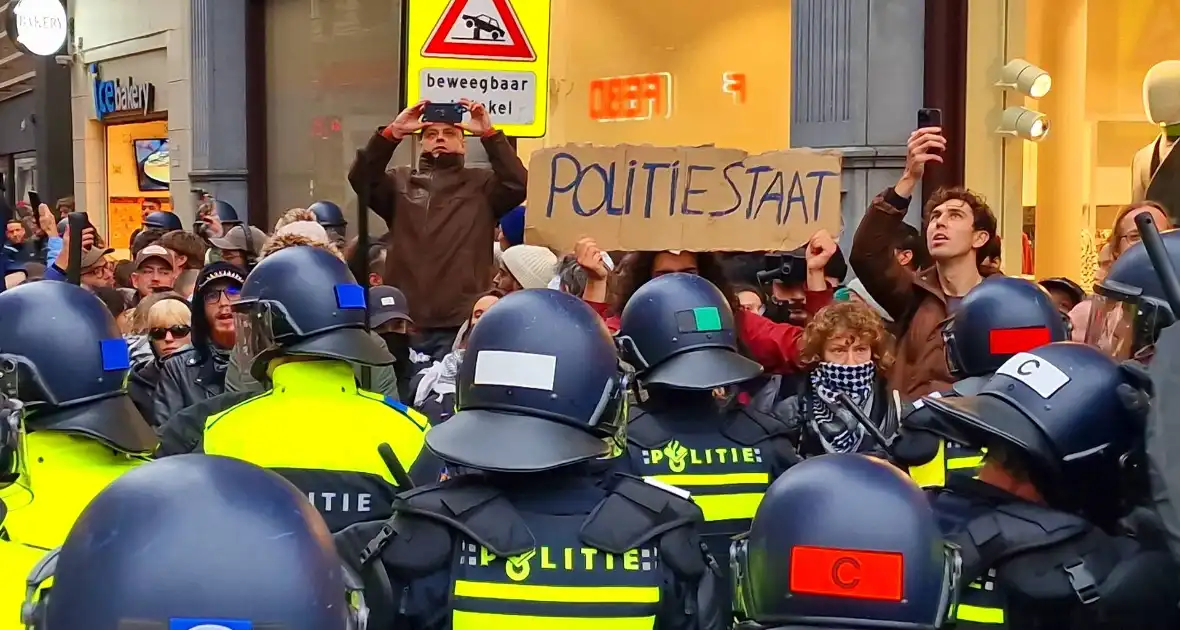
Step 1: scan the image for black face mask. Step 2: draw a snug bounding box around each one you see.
[380,332,412,371]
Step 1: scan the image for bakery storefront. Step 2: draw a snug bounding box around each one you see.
[517,0,792,165]
[79,52,171,251]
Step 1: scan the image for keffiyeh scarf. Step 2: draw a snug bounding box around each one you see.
[808,361,876,453]
[414,349,465,407]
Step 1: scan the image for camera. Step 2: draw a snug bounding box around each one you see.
[756,249,808,287]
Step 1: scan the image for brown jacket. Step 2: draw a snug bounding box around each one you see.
[348,131,527,328]
[849,188,997,401]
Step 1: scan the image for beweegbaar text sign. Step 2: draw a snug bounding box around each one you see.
[525,144,842,252]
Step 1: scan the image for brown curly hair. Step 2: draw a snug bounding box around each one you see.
[923,186,997,265]
[798,301,895,372]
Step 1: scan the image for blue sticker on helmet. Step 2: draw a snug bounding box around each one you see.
[99,338,131,372]
[169,619,253,630]
[335,283,366,310]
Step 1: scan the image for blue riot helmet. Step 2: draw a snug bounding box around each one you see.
[942,277,1070,386]
[923,342,1145,525]
[1039,276,1086,309]
[233,245,393,383]
[426,289,626,473]
[213,199,243,227]
[142,210,183,231]
[617,273,763,390]
[1088,229,1180,360]
[309,200,347,232]
[23,454,368,630]
[732,454,959,630]
[0,282,156,456]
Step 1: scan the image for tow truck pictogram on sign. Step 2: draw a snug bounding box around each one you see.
[421,0,537,62]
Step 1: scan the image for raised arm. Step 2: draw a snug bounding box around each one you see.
[348,101,430,225]
[457,99,527,218]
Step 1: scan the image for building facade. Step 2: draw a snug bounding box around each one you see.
[64,0,963,251]
[0,0,73,210]
[69,0,192,251]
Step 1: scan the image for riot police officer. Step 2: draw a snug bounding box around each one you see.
[1087,228,1180,361]
[338,289,728,630]
[921,342,1180,629]
[20,454,369,630]
[732,454,959,630]
[0,282,156,629]
[615,272,799,572]
[143,210,183,232]
[901,277,1069,488]
[309,200,347,243]
[203,245,438,532]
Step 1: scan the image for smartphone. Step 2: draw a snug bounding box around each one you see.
[27,190,40,211]
[917,107,943,129]
[421,102,467,125]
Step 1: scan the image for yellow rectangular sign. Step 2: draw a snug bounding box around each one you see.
[406,0,551,138]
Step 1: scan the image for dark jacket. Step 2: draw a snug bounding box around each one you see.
[772,374,899,459]
[849,188,1000,401]
[347,130,527,329]
[128,359,164,427]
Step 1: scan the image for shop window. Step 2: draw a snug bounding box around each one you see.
[105,121,172,249]
[265,0,405,228]
[13,155,35,206]
[518,0,791,164]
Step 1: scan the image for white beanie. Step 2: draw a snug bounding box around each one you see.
[273,220,330,244]
[501,245,559,290]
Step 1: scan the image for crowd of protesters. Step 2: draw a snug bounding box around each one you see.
[0,103,1168,458]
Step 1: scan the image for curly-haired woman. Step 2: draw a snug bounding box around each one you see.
[773,301,900,457]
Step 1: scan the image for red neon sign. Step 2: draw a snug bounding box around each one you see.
[588,73,673,122]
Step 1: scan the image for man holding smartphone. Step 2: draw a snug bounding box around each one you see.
[849,119,999,401]
[348,98,527,361]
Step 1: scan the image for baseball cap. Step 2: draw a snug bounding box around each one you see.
[80,247,115,270]
[209,225,267,255]
[369,285,414,328]
[134,244,175,269]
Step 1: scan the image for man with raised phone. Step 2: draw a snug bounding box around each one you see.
[849,123,1000,400]
[350,98,527,361]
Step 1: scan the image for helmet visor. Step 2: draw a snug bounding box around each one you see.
[232,306,277,375]
[1085,295,1139,360]
[1,364,35,508]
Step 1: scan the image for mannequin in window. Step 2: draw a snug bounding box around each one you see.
[1132,60,1180,222]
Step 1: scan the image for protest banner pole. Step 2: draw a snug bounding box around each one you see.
[351,149,373,392]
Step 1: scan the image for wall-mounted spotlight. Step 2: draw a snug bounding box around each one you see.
[996,58,1052,99]
[996,106,1050,141]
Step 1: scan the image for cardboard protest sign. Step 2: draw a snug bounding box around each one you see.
[525,144,842,252]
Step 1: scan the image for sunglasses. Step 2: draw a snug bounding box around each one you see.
[203,286,242,304]
[149,325,191,340]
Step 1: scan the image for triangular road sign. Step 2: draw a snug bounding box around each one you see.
[422,0,536,62]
